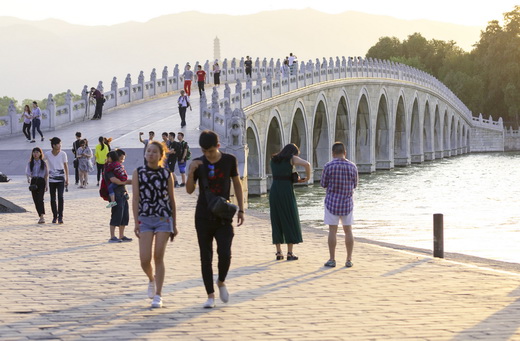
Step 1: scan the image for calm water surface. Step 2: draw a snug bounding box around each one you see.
[249,152,520,264]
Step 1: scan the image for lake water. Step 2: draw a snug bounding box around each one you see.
[248,152,520,264]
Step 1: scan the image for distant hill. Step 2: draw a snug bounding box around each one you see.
[0,9,482,102]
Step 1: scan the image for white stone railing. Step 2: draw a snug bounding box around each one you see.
[0,56,500,139]
[471,113,504,131]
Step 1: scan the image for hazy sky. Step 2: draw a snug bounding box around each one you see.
[4,0,518,27]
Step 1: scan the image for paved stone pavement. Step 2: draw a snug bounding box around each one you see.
[1,175,519,341]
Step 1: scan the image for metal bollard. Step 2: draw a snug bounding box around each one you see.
[433,213,444,258]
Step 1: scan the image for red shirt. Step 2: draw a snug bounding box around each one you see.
[196,70,206,82]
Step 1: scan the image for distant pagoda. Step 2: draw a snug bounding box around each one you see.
[214,36,221,62]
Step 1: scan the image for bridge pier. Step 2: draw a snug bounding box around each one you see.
[435,151,444,159]
[357,163,375,174]
[248,177,268,196]
[394,157,411,167]
[411,154,424,164]
[376,160,393,170]
[444,150,452,157]
[424,152,435,161]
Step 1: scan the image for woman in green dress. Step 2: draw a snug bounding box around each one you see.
[269,144,311,260]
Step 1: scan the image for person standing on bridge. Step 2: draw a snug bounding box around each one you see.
[321,142,358,268]
[90,87,105,120]
[213,60,220,86]
[269,143,311,261]
[196,65,206,96]
[183,64,194,97]
[244,56,252,78]
[94,136,110,187]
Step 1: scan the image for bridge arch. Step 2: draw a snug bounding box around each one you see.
[443,110,450,156]
[246,120,261,178]
[410,96,422,163]
[375,91,391,169]
[423,99,434,160]
[289,100,309,162]
[334,91,351,160]
[311,93,331,174]
[265,109,284,175]
[394,94,409,166]
[355,88,372,172]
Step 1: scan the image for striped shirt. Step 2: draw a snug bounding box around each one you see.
[320,158,358,216]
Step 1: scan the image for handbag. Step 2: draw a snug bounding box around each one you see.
[73,158,79,168]
[198,158,238,221]
[29,184,38,191]
[291,172,299,183]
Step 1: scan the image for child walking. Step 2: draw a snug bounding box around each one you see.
[132,141,177,308]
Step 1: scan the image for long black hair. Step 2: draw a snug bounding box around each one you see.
[271,143,300,163]
[98,136,105,151]
[29,147,46,172]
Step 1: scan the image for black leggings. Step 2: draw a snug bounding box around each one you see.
[23,122,32,140]
[30,177,46,216]
[96,163,104,182]
[195,216,234,295]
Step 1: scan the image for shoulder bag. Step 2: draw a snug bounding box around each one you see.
[198,159,237,221]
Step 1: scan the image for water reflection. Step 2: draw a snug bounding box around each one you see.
[249,152,520,263]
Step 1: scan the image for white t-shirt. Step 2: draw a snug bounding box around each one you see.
[45,150,68,183]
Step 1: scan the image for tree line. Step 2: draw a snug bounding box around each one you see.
[366,6,520,129]
[0,93,82,117]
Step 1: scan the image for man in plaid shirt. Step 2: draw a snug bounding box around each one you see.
[320,142,358,268]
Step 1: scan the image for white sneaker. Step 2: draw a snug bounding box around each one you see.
[147,280,156,299]
[203,298,215,309]
[151,295,162,308]
[217,283,229,303]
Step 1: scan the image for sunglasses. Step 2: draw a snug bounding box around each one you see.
[208,164,215,178]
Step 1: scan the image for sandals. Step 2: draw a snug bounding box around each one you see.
[275,252,284,260]
[287,252,298,261]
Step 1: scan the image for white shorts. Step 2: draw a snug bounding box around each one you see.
[324,206,353,226]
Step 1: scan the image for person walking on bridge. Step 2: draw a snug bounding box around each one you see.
[321,142,358,268]
[196,65,206,96]
[183,64,194,97]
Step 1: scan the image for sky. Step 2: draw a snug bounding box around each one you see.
[3,0,519,27]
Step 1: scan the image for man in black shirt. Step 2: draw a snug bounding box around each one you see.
[186,130,245,309]
[166,132,181,187]
[244,56,252,78]
[71,131,82,185]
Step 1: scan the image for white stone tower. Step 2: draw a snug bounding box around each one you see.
[214,36,221,62]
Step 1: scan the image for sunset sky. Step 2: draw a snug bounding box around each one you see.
[4,0,518,27]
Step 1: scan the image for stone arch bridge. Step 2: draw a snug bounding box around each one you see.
[197,57,504,195]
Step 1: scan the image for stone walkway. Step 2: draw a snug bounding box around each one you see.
[1,175,519,340]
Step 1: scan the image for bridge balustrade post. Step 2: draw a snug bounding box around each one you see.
[65,89,73,123]
[47,94,56,131]
[111,77,118,106]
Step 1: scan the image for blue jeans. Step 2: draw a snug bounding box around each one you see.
[32,118,43,140]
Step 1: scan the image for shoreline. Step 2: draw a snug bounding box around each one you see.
[2,175,519,275]
[246,207,520,274]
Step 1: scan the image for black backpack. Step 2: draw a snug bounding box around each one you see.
[0,172,10,182]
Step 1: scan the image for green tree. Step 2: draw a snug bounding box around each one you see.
[0,96,18,116]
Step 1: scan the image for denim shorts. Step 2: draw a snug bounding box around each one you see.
[138,215,173,233]
[178,162,186,174]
